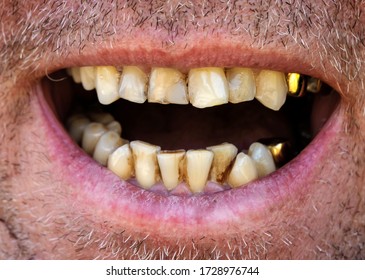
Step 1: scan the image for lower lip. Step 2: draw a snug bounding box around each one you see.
[36,79,342,238]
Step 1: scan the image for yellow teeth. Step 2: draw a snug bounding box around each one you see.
[255,70,288,111]
[227,152,258,188]
[107,144,134,180]
[148,68,188,104]
[93,131,123,166]
[157,150,186,190]
[95,66,120,105]
[188,67,229,108]
[227,68,256,103]
[130,141,161,189]
[80,66,96,91]
[70,67,81,83]
[88,112,114,125]
[185,149,214,193]
[81,123,108,155]
[67,114,90,144]
[118,66,148,103]
[106,121,122,135]
[248,142,276,177]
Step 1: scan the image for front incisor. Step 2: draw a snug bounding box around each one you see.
[227,68,256,103]
[157,150,186,190]
[130,140,161,189]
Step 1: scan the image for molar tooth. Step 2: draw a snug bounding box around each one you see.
[206,143,238,183]
[188,67,229,108]
[227,152,258,188]
[80,66,96,90]
[106,121,122,135]
[148,68,188,104]
[248,142,276,177]
[227,68,256,103]
[95,66,120,105]
[93,131,123,166]
[255,70,288,111]
[119,66,148,103]
[88,112,115,125]
[130,141,161,189]
[81,123,108,155]
[70,67,81,83]
[67,115,90,144]
[306,77,322,93]
[185,149,214,193]
[157,150,186,190]
[107,144,134,180]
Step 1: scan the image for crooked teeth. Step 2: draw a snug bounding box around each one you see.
[248,142,276,177]
[95,66,120,105]
[227,152,258,188]
[130,141,161,189]
[255,70,288,111]
[227,68,256,103]
[107,144,134,180]
[188,67,229,108]
[119,66,148,103]
[80,66,96,90]
[82,123,108,155]
[185,149,214,193]
[157,150,186,190]
[148,68,188,105]
[93,131,123,166]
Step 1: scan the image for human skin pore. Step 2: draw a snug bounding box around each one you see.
[0,0,364,259]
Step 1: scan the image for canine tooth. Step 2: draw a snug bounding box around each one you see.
[248,142,276,177]
[67,115,90,144]
[70,67,81,83]
[227,68,256,103]
[119,66,148,103]
[287,73,306,97]
[206,143,238,183]
[80,66,96,90]
[82,123,108,155]
[227,152,258,188]
[148,68,188,104]
[93,131,123,166]
[95,66,120,105]
[188,67,229,108]
[88,112,114,125]
[157,150,185,190]
[106,121,122,135]
[107,144,134,180]
[255,70,288,111]
[130,141,161,189]
[185,150,214,193]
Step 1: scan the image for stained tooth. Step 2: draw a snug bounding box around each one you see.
[255,70,288,111]
[67,115,90,144]
[227,152,258,188]
[95,66,120,105]
[185,150,214,193]
[306,77,322,93]
[148,68,188,104]
[130,141,161,189]
[81,123,108,155]
[70,67,81,83]
[119,66,148,103]
[226,68,256,103]
[107,144,134,180]
[248,142,276,177]
[188,67,229,108]
[106,121,122,135]
[206,143,237,183]
[80,66,96,90]
[88,112,115,125]
[93,131,123,166]
[157,150,185,190]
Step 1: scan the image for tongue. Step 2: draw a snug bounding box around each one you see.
[108,99,293,150]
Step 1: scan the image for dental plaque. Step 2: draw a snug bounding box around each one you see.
[59,65,334,195]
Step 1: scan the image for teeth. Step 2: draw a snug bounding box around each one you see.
[95,66,121,105]
[226,68,256,103]
[130,141,161,189]
[81,123,108,155]
[148,68,188,104]
[119,66,148,103]
[106,121,122,135]
[67,115,90,144]
[185,149,214,193]
[93,131,123,166]
[248,142,276,177]
[157,150,186,190]
[88,112,115,125]
[287,73,306,97]
[227,152,258,188]
[80,66,96,90]
[255,70,288,111]
[70,67,81,83]
[188,67,229,108]
[107,144,134,180]
[206,143,238,183]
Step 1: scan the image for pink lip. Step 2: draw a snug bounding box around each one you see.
[36,71,342,240]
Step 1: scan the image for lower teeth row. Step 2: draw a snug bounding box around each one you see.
[67,111,283,194]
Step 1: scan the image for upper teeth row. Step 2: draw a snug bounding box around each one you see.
[68,66,289,111]
[67,112,276,193]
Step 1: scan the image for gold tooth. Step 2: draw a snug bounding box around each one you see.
[306,77,322,93]
[260,138,293,167]
[287,73,306,97]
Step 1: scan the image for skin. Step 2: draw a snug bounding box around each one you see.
[0,0,365,259]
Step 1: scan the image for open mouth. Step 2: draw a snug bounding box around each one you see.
[44,66,339,195]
